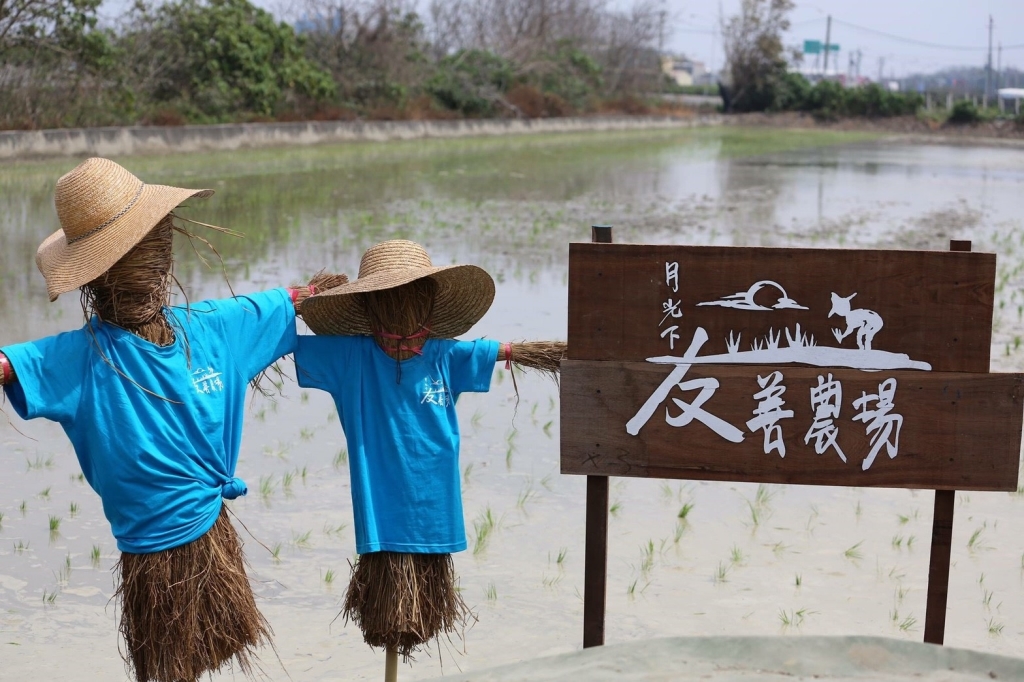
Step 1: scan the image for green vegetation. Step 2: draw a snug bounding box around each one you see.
[1,0,668,129]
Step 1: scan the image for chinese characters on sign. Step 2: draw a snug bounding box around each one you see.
[633,265,915,472]
[659,261,682,350]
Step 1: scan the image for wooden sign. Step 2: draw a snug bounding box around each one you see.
[562,244,1022,492]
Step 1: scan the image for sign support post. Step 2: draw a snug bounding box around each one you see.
[583,224,612,649]
[923,239,972,645]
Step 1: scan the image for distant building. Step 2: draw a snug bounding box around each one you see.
[661,55,707,87]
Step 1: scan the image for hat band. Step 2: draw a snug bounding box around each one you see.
[65,182,146,245]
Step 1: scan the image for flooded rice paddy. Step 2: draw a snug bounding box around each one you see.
[1,127,1023,680]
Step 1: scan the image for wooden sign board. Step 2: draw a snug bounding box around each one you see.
[562,244,1023,492]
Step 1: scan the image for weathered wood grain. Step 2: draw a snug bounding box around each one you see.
[567,244,996,373]
[561,360,1023,491]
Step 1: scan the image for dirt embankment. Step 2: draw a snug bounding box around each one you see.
[728,111,1024,145]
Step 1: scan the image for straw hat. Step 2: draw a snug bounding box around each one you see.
[302,240,495,338]
[37,157,213,301]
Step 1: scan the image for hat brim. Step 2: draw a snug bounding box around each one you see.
[301,264,495,338]
[37,184,214,302]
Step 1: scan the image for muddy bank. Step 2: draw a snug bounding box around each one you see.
[728,111,1024,146]
[426,636,1024,681]
[0,115,722,161]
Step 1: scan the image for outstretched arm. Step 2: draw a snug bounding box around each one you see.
[495,341,567,379]
[0,352,15,386]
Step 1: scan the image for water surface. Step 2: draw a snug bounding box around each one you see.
[1,127,1023,680]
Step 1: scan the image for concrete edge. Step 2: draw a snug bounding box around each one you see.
[0,115,725,161]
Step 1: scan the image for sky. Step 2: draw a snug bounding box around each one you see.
[666,0,1024,78]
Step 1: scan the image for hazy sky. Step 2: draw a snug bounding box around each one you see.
[668,0,1024,78]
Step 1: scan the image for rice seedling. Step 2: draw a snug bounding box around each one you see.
[505,444,514,470]
[771,542,789,556]
[292,530,313,549]
[542,573,563,588]
[672,521,687,544]
[855,500,862,519]
[323,522,347,537]
[987,618,1004,635]
[299,427,315,441]
[639,540,655,576]
[730,545,744,565]
[778,608,807,627]
[542,421,554,437]
[282,470,295,493]
[794,574,802,587]
[626,579,638,597]
[0,512,4,529]
[844,541,864,561]
[14,541,29,553]
[462,463,474,485]
[70,472,85,484]
[893,613,917,632]
[300,391,310,404]
[713,561,730,583]
[609,502,622,517]
[906,535,916,549]
[485,582,497,601]
[540,474,553,491]
[472,507,499,556]
[897,513,910,525]
[42,590,57,605]
[90,545,101,567]
[259,475,276,499]
[677,502,695,521]
[327,409,337,423]
[54,554,72,586]
[516,479,537,510]
[300,466,308,483]
[982,590,993,609]
[38,487,51,500]
[554,547,568,566]
[967,526,989,552]
[895,586,908,605]
[888,566,907,581]
[471,410,483,427]
[891,534,904,549]
[270,543,282,563]
[69,502,79,518]
[322,568,336,585]
[333,448,348,468]
[26,455,54,471]
[253,407,266,422]
[48,516,61,532]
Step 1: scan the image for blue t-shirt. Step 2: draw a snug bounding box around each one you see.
[2,289,296,553]
[295,335,499,554]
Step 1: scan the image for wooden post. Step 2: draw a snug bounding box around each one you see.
[583,224,612,648]
[923,238,972,646]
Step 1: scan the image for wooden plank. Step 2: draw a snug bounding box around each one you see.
[561,360,1023,491]
[583,475,608,648]
[924,489,956,644]
[567,244,995,373]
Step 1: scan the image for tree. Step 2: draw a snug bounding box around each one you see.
[125,0,335,120]
[720,0,793,112]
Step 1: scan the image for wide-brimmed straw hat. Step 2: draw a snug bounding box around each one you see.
[302,240,495,338]
[37,157,214,302]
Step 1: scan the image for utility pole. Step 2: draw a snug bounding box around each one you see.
[823,15,832,77]
[997,43,1002,90]
[985,15,993,99]
[878,56,885,84]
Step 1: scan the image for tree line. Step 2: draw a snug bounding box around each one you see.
[0,0,668,130]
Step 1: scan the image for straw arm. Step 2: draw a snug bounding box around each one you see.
[0,352,15,386]
[497,341,567,377]
[289,271,349,316]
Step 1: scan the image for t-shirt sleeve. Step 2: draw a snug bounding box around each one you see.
[294,335,343,393]
[446,339,499,395]
[2,329,89,423]
[205,289,297,381]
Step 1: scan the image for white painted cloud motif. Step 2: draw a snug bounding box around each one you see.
[697,280,808,311]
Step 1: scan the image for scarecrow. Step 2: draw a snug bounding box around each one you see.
[295,239,565,680]
[0,157,345,682]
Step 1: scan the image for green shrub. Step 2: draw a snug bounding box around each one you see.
[427,50,513,116]
[948,100,981,124]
